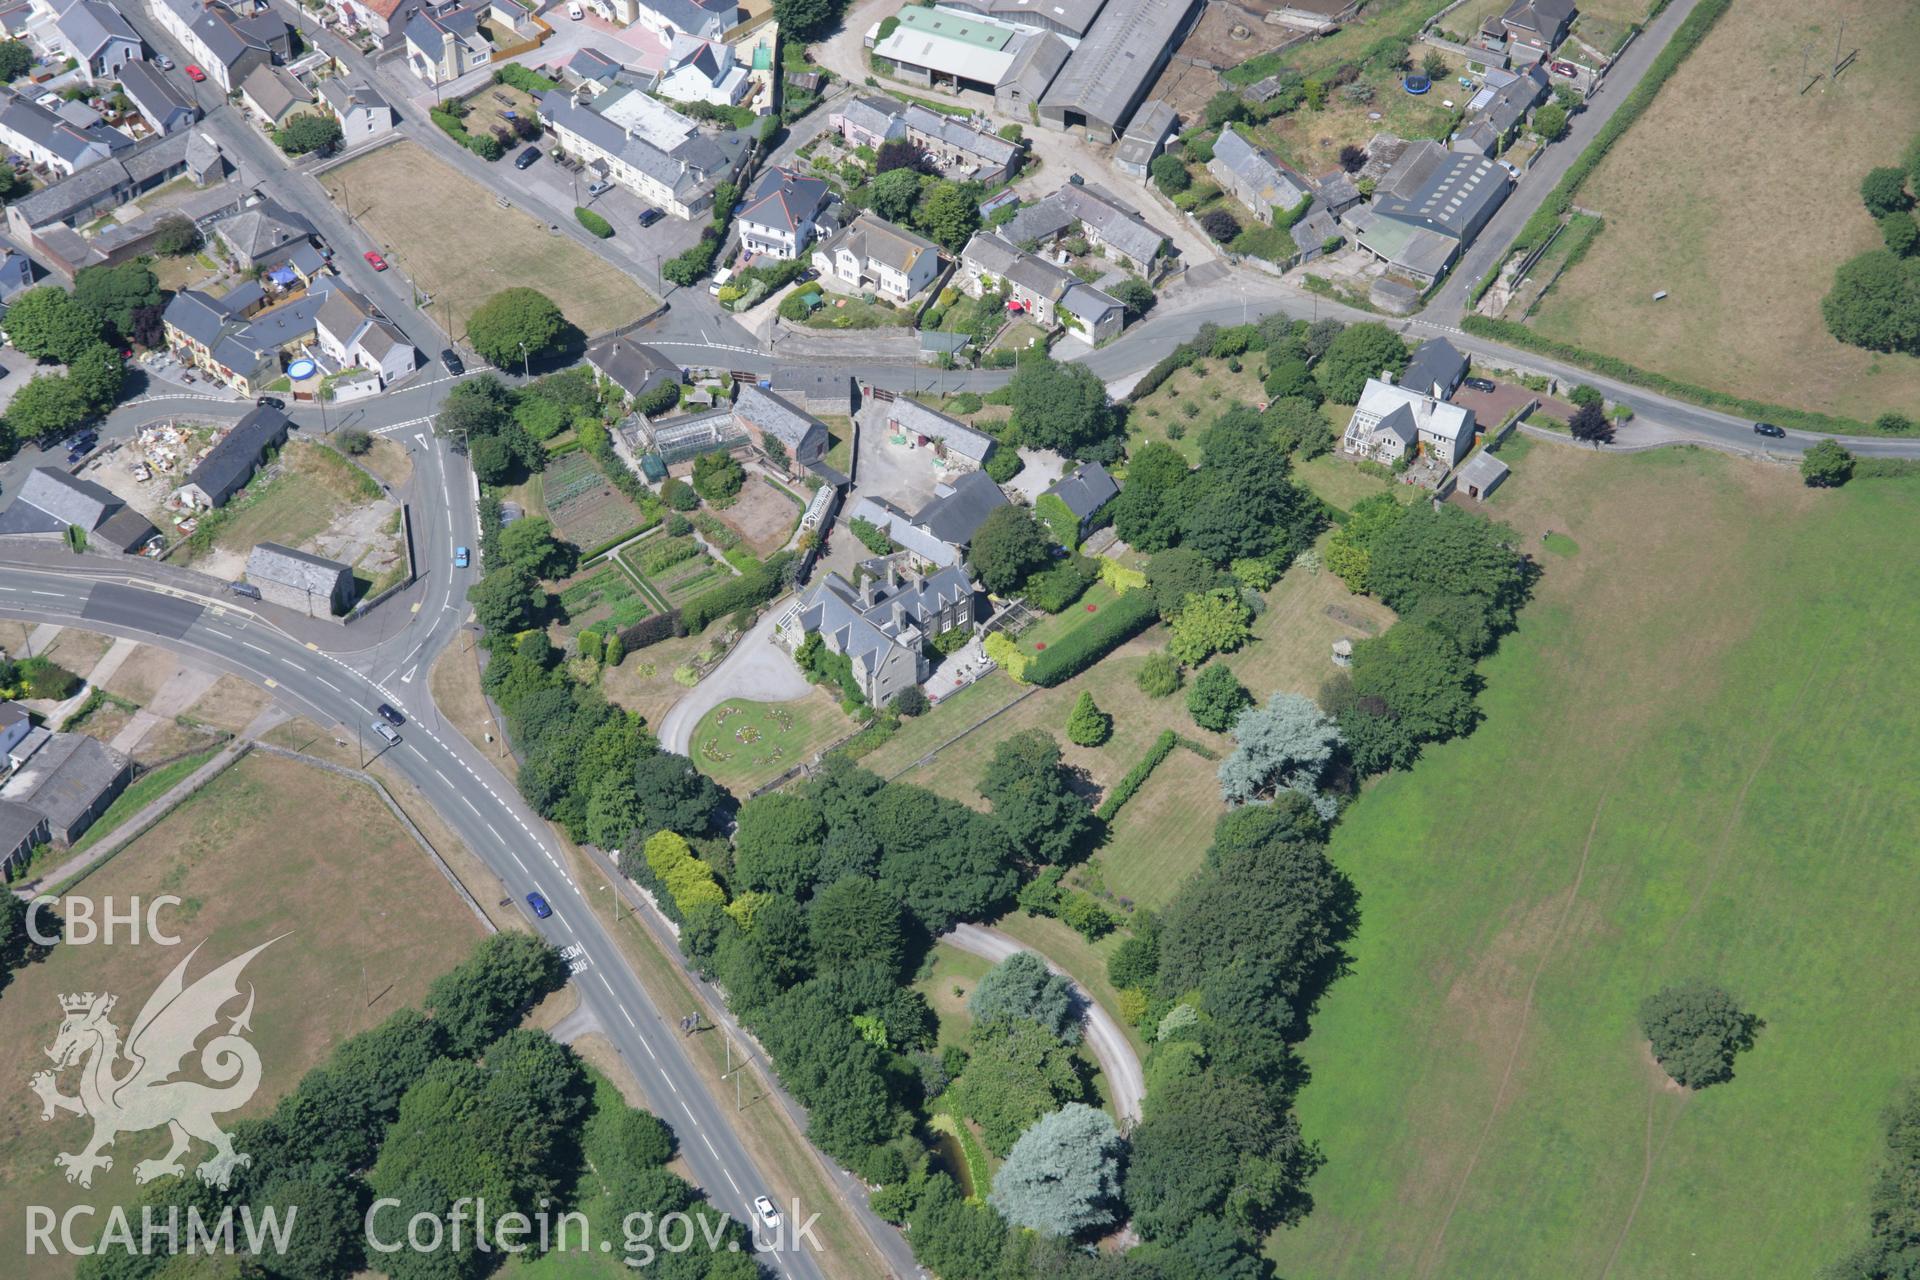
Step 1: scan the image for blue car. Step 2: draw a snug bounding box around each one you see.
[454,546,469,568]
[526,891,552,919]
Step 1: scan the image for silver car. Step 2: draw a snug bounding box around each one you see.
[587,179,612,197]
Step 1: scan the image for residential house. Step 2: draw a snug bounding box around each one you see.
[313,284,417,385]
[1041,461,1118,539]
[1113,99,1178,180]
[957,231,1125,344]
[246,541,354,615]
[1400,336,1470,399]
[1037,0,1199,141]
[0,248,31,297]
[844,469,1008,570]
[880,397,996,474]
[0,702,31,759]
[657,34,751,107]
[537,86,749,220]
[810,211,941,304]
[586,335,680,405]
[211,197,319,270]
[1499,0,1577,56]
[0,467,158,551]
[335,0,408,40]
[623,0,736,43]
[0,732,131,847]
[731,384,826,473]
[1342,376,1475,466]
[240,63,317,129]
[1000,182,1167,274]
[830,94,905,149]
[174,405,294,509]
[776,561,977,705]
[403,0,493,86]
[152,0,276,93]
[318,79,397,144]
[0,89,130,176]
[5,129,226,272]
[1208,128,1314,225]
[737,165,830,259]
[163,285,337,396]
[116,60,200,135]
[1453,449,1508,501]
[0,798,48,879]
[1452,66,1547,155]
[898,103,1022,186]
[48,0,142,80]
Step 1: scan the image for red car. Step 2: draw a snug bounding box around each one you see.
[184,65,206,82]
[364,250,388,271]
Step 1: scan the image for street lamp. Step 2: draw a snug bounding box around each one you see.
[518,341,530,379]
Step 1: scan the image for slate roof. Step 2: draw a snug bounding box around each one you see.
[1455,449,1509,493]
[586,336,678,398]
[116,60,197,132]
[0,468,114,532]
[1401,337,1469,398]
[768,364,854,409]
[1043,460,1118,521]
[1353,377,1473,446]
[740,165,829,233]
[0,733,128,836]
[0,797,46,856]
[1501,0,1576,38]
[1476,65,1547,135]
[215,198,316,263]
[886,398,996,463]
[1002,183,1166,265]
[317,78,390,118]
[792,563,973,682]
[1039,0,1193,129]
[52,0,138,61]
[162,288,230,346]
[916,469,1007,546]
[0,89,128,169]
[537,89,747,204]
[186,405,292,504]
[845,495,958,567]
[1210,127,1313,213]
[733,384,824,450]
[247,541,349,594]
[899,103,1021,173]
[836,94,904,139]
[241,63,313,121]
[818,212,939,275]
[190,1,269,68]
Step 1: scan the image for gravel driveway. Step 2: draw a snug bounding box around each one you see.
[656,606,812,754]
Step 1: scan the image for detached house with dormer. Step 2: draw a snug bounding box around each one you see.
[811,212,941,303]
[1342,376,1475,466]
[776,560,977,705]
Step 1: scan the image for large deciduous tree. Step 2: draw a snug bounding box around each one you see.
[968,504,1051,595]
[467,287,570,369]
[1008,354,1120,459]
[4,285,103,364]
[1185,662,1251,732]
[73,262,160,339]
[979,729,1093,866]
[1639,980,1758,1088]
[1315,322,1408,403]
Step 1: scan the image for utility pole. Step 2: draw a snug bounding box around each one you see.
[1832,17,1845,79]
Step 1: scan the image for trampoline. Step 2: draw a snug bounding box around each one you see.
[1404,74,1432,94]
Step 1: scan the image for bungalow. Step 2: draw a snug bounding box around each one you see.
[1342,376,1475,466]
[318,79,397,145]
[736,165,831,260]
[239,63,317,129]
[999,182,1167,274]
[246,541,354,615]
[47,0,142,81]
[586,335,680,406]
[957,231,1124,344]
[776,561,977,705]
[175,405,294,509]
[0,467,158,552]
[732,384,827,474]
[880,397,996,474]
[810,211,941,304]
[1040,461,1118,540]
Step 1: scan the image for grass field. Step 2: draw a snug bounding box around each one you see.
[690,690,853,790]
[194,441,371,562]
[916,944,995,1051]
[1126,358,1266,463]
[1082,744,1226,912]
[61,746,222,862]
[318,141,654,338]
[0,753,487,1277]
[1527,0,1920,423]
[1269,444,1920,1278]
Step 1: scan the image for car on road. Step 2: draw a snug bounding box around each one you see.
[586,178,611,197]
[526,891,552,919]
[441,348,465,374]
[256,395,284,409]
[1463,376,1497,393]
[1752,421,1786,438]
[155,54,174,70]
[637,207,663,227]
[34,91,60,108]
[753,1197,780,1230]
[364,249,388,271]
[184,65,205,82]
[374,721,401,745]
[454,546,469,568]
[377,703,406,726]
[514,146,541,170]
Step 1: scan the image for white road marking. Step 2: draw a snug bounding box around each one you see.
[723,1169,741,1195]
[640,1037,657,1060]
[666,1076,679,1094]
[314,675,341,693]
[30,590,63,597]
[620,1006,635,1027]
[281,658,304,671]
[701,1134,717,1157]
[400,664,417,683]
[598,973,616,998]
[486,822,501,839]
[241,641,271,654]
[510,852,527,871]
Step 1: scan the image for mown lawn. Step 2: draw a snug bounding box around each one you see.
[1271,445,1920,1278]
[689,690,853,791]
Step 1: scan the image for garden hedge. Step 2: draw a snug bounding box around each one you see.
[679,552,796,633]
[1095,730,1178,821]
[1025,590,1158,687]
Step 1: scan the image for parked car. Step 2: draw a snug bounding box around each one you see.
[708,266,733,296]
[227,582,261,601]
[34,92,59,108]
[514,146,541,170]
[797,267,819,283]
[377,703,406,726]
[256,395,284,409]
[753,1197,780,1231]
[567,1,584,17]
[1752,421,1786,438]
[1068,172,1085,186]
[526,891,552,919]
[441,348,465,375]
[155,54,174,70]
[184,65,206,82]
[636,207,663,227]
[453,546,469,568]
[586,178,611,197]
[1463,376,1496,393]
[364,249,388,271]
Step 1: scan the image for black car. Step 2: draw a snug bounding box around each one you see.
[797,267,819,283]
[441,348,465,375]
[514,146,541,170]
[376,703,406,726]
[1752,421,1786,438]
[1463,376,1497,393]
[636,207,664,227]
[256,395,284,409]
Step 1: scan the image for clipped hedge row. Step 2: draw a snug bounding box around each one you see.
[576,207,613,238]
[1460,316,1877,436]
[1095,730,1178,821]
[1470,0,1733,303]
[1025,590,1159,687]
[679,552,795,633]
[618,610,685,651]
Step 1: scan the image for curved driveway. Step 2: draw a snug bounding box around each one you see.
[943,922,1145,1126]
[656,608,812,754]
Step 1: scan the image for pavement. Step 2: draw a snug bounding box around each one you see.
[942,922,1145,1125]
[655,609,812,755]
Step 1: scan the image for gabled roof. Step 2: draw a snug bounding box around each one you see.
[52,0,138,60]
[317,78,391,117]
[189,2,270,68]
[162,288,231,346]
[733,384,824,450]
[0,732,128,834]
[836,94,905,139]
[0,89,128,169]
[1500,0,1577,37]
[1043,460,1118,520]
[247,541,350,594]
[186,405,292,500]
[214,198,316,262]
[1401,337,1469,398]
[240,63,313,122]
[915,469,1007,546]
[1371,144,1508,239]
[819,212,939,276]
[1210,128,1313,213]
[898,103,1021,171]
[586,336,678,398]
[1456,449,1509,489]
[1370,401,1418,445]
[0,468,117,532]
[885,397,995,462]
[115,60,197,131]
[1003,183,1166,265]
[1038,0,1193,129]
[1353,377,1474,445]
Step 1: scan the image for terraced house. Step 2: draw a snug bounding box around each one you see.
[537,86,749,220]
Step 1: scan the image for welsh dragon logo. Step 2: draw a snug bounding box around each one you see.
[29,938,281,1190]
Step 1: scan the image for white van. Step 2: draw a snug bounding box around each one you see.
[708,266,733,296]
